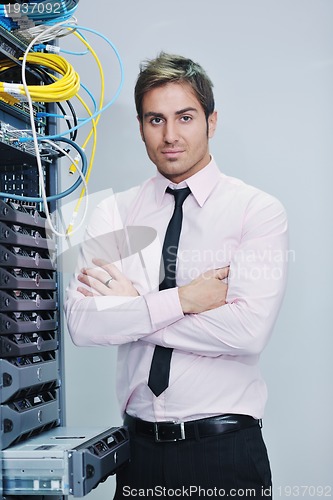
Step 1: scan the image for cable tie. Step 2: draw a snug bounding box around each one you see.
[2,84,28,101]
[3,83,21,91]
[69,154,81,175]
[45,44,61,54]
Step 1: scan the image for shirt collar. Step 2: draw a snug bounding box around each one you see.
[154,157,221,207]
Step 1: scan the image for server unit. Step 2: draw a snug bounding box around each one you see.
[0,4,129,498]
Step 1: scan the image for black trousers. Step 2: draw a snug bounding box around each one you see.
[114,425,272,499]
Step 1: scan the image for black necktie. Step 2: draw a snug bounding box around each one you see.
[148,186,191,397]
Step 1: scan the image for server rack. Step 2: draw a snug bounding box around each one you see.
[0,8,129,498]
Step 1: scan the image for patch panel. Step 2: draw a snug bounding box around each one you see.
[0,165,40,198]
[0,121,55,163]
[0,25,31,62]
[0,100,47,131]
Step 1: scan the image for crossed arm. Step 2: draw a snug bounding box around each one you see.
[65,192,288,357]
[77,259,229,314]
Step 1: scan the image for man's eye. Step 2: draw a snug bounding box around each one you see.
[151,117,163,125]
[181,115,192,122]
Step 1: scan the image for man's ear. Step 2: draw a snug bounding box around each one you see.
[137,116,145,142]
[208,111,218,139]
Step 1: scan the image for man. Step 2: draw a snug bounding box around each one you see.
[65,53,288,498]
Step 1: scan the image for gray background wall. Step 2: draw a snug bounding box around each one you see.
[61,1,333,498]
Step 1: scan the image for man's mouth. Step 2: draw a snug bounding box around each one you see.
[161,149,185,157]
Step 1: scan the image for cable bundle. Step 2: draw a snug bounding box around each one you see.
[0,53,80,104]
[0,19,124,237]
[17,17,79,43]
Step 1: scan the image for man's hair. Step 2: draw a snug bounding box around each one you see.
[135,52,215,122]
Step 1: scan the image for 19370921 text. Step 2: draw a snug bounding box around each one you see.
[276,485,332,497]
[6,3,61,15]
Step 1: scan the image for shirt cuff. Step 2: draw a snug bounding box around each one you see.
[144,287,184,331]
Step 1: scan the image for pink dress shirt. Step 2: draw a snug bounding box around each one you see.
[65,158,288,422]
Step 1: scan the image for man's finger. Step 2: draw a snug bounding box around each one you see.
[202,266,229,280]
[77,286,94,297]
[215,266,229,280]
[92,258,125,282]
[78,273,108,295]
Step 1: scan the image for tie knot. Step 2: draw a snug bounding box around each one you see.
[166,186,191,207]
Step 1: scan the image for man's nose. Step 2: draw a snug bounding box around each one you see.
[163,122,179,143]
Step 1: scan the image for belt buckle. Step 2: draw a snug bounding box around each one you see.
[154,421,185,442]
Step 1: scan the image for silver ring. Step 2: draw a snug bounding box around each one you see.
[104,277,113,287]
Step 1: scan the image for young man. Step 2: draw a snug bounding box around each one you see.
[65,53,288,498]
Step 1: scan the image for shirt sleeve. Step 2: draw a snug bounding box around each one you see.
[142,193,289,357]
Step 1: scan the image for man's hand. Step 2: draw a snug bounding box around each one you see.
[77,260,228,314]
[178,267,229,314]
[77,258,139,297]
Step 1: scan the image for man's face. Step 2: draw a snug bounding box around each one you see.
[139,82,217,183]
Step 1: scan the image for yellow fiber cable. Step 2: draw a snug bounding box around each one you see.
[71,29,105,175]
[0,53,80,103]
[66,29,105,235]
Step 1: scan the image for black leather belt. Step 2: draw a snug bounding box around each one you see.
[124,413,261,443]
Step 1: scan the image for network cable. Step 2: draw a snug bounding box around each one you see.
[17,22,103,235]
[0,136,88,203]
[43,138,89,235]
[18,24,124,143]
[17,17,79,43]
[0,19,124,236]
[19,20,91,237]
[0,52,80,104]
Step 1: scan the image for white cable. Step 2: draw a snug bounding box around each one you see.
[21,20,86,237]
[19,17,78,43]
[43,139,89,236]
